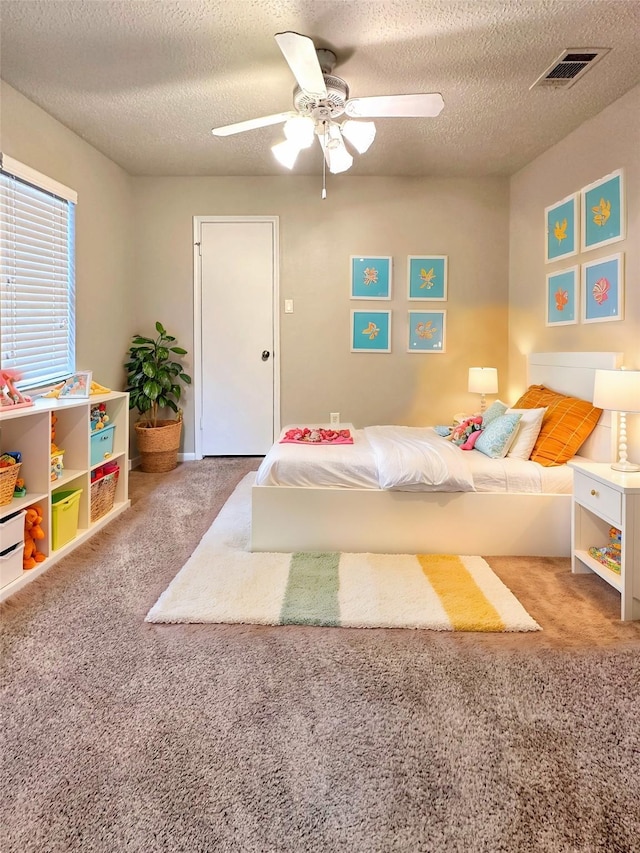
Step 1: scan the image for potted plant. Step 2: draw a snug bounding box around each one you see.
[124,321,192,473]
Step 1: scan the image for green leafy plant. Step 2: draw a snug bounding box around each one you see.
[124,321,192,428]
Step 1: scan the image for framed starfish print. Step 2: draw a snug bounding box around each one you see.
[581,253,623,324]
[350,256,392,299]
[544,192,578,263]
[546,266,578,326]
[581,169,625,252]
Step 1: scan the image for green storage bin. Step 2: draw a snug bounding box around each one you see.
[51,488,83,551]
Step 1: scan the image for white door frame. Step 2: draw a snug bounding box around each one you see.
[193,215,280,460]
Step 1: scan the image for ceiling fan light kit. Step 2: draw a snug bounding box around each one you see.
[341,119,376,154]
[211,31,444,193]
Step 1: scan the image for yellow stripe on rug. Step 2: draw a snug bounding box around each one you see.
[418,554,504,632]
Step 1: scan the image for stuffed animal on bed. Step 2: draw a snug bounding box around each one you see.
[447,416,484,450]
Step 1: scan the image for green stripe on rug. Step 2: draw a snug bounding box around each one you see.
[417,554,505,632]
[280,552,340,626]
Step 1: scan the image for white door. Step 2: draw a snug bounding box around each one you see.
[199,218,278,455]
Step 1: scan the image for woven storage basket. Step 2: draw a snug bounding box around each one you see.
[0,463,21,507]
[135,419,182,473]
[90,471,118,522]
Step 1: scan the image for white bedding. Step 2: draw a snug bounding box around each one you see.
[255,425,573,494]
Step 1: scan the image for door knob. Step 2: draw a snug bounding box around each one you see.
[261,350,270,361]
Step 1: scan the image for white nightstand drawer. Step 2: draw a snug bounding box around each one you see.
[574,472,622,525]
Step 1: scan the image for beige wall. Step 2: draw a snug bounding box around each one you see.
[133,175,510,451]
[509,84,639,394]
[0,82,135,392]
[509,83,639,455]
[3,75,636,458]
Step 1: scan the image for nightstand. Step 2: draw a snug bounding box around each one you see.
[569,461,640,621]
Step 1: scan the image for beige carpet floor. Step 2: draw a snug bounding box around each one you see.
[1,456,639,853]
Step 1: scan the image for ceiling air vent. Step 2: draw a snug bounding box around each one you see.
[530,48,610,90]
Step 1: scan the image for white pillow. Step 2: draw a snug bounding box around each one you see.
[506,407,547,460]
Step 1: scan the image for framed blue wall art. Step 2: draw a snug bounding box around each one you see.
[545,266,578,326]
[581,253,623,324]
[544,193,578,263]
[407,256,447,300]
[350,256,392,299]
[351,309,391,352]
[407,310,446,353]
[581,169,625,252]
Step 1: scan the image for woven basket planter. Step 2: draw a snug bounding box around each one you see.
[135,419,182,473]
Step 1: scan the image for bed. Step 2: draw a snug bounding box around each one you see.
[251,352,622,556]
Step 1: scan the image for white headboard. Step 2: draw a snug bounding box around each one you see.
[527,351,623,462]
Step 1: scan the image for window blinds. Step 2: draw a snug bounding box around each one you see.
[0,154,77,388]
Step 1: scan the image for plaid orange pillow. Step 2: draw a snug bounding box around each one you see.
[511,385,602,466]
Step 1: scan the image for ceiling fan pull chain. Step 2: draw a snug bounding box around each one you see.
[322,121,327,199]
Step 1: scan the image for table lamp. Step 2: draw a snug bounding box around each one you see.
[468,367,498,413]
[593,368,640,472]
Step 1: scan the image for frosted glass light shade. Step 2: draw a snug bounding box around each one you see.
[283,115,315,148]
[318,129,353,173]
[468,367,498,394]
[272,139,301,169]
[341,119,376,153]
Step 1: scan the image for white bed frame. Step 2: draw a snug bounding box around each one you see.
[251,352,622,556]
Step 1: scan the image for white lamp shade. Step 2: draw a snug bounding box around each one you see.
[468,367,498,395]
[593,369,640,413]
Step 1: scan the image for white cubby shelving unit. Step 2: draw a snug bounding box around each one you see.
[0,391,130,602]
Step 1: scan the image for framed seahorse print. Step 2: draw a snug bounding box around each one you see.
[581,169,625,252]
[351,309,391,352]
[350,256,392,299]
[546,266,578,326]
[407,256,447,300]
[544,192,578,263]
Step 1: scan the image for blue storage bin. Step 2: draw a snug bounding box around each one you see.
[90,424,115,466]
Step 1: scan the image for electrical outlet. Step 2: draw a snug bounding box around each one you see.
[330,412,340,425]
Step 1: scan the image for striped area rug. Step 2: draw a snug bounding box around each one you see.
[146,474,540,632]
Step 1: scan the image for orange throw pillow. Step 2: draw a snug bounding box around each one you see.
[511,385,602,466]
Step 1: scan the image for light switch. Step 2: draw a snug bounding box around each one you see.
[284,299,294,314]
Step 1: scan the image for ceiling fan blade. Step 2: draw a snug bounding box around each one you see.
[211,112,293,137]
[274,31,328,100]
[345,93,444,118]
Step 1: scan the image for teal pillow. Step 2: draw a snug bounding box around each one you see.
[481,400,508,427]
[475,413,522,459]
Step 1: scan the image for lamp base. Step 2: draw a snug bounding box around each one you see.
[611,460,640,472]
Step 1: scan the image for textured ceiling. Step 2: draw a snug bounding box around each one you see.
[1,0,639,178]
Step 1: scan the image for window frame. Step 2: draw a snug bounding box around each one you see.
[0,153,77,390]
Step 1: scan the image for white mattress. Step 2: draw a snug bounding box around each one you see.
[255,426,573,494]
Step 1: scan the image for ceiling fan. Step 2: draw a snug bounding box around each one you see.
[211,31,444,177]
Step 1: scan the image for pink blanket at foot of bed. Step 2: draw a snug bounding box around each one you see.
[280,427,353,445]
